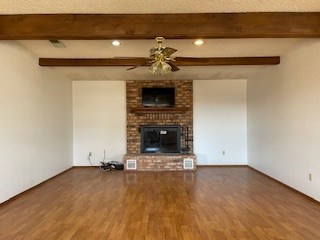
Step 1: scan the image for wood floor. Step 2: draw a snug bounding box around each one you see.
[0,167,319,240]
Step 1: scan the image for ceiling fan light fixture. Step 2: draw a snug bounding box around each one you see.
[193,39,204,46]
[149,61,172,75]
[161,62,172,73]
[112,40,122,46]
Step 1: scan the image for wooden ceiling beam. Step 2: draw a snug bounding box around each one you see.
[39,57,280,67]
[0,13,320,40]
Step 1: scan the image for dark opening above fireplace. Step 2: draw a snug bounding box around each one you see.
[141,125,180,153]
[142,88,175,107]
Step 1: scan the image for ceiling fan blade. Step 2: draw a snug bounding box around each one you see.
[162,47,177,57]
[126,61,150,70]
[167,62,180,72]
[126,65,139,70]
[150,47,160,56]
[150,49,163,59]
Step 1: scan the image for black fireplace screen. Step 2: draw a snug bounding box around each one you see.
[141,125,180,153]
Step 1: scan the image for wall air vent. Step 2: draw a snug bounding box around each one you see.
[183,158,194,169]
[49,39,66,48]
[126,159,137,170]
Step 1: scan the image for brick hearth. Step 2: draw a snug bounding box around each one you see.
[124,154,196,171]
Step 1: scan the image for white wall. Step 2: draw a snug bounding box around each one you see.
[247,39,320,201]
[73,81,126,165]
[194,80,247,165]
[0,41,73,204]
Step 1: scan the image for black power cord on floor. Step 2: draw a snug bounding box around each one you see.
[88,150,124,171]
[88,150,110,171]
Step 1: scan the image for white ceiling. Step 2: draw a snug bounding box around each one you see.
[18,39,301,58]
[3,1,319,80]
[18,39,301,80]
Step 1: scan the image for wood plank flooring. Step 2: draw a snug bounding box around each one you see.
[0,167,319,240]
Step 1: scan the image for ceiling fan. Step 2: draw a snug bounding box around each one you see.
[127,37,180,75]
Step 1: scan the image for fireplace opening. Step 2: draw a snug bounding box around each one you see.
[141,125,180,153]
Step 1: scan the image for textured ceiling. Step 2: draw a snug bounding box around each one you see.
[18,38,301,80]
[18,39,301,58]
[0,0,319,14]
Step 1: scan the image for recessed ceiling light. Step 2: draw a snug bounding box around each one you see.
[112,40,122,46]
[193,39,204,46]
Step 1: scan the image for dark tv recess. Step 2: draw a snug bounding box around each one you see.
[142,88,175,107]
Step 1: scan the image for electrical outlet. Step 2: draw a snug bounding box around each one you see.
[222,151,226,155]
[309,173,312,181]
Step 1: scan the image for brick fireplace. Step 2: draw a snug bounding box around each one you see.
[124,80,196,171]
